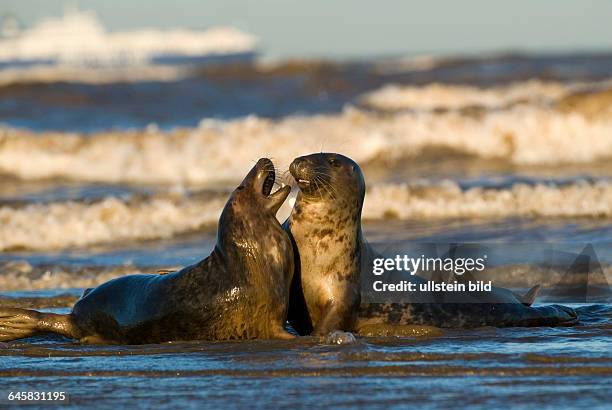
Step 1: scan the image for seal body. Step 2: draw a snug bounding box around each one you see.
[284,153,578,335]
[0,158,294,344]
[284,153,365,335]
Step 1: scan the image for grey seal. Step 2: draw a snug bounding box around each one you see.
[284,153,578,335]
[0,158,294,344]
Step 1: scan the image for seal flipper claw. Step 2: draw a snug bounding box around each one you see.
[0,308,82,342]
[0,308,41,341]
[324,330,357,345]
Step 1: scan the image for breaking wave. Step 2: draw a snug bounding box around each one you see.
[0,260,150,291]
[0,180,610,252]
[0,65,191,86]
[2,93,612,185]
[0,192,226,251]
[363,180,612,220]
[360,80,576,111]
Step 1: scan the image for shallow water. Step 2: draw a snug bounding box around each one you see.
[0,217,610,408]
[0,299,610,409]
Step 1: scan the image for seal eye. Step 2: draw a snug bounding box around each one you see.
[329,158,340,167]
[236,186,245,191]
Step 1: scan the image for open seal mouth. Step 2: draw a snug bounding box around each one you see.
[242,158,291,213]
[262,168,275,196]
[237,158,291,212]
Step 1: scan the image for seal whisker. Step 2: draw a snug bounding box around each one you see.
[312,168,335,180]
[324,176,340,198]
[310,167,338,200]
[315,174,336,200]
[274,165,286,180]
[277,169,293,186]
[325,180,339,201]
[318,171,345,200]
[315,175,331,199]
[281,169,292,180]
[313,174,325,202]
[324,179,338,201]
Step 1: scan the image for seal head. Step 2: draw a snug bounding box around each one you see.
[219,158,291,250]
[290,153,365,211]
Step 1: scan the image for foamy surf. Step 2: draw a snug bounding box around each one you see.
[0,10,257,67]
[0,65,191,86]
[360,80,575,111]
[0,180,610,252]
[0,192,226,251]
[1,95,612,185]
[0,260,150,291]
[363,180,612,220]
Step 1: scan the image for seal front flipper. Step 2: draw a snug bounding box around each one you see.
[512,284,541,306]
[311,300,357,336]
[0,308,83,342]
[311,303,339,336]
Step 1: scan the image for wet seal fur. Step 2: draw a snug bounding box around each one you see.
[0,159,294,344]
[284,153,578,335]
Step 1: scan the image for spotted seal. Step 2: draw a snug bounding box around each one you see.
[284,153,578,335]
[0,158,294,344]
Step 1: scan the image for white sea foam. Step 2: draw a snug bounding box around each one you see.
[0,10,256,66]
[360,80,611,112]
[0,181,610,251]
[372,55,444,74]
[0,260,148,291]
[1,101,612,185]
[363,180,612,220]
[0,193,226,251]
[0,65,190,86]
